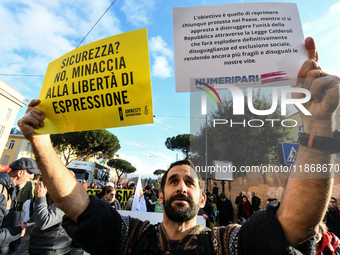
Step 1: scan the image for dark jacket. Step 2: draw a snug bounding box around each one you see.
[144,193,157,212]
[203,199,216,223]
[212,186,220,197]
[96,186,106,199]
[217,198,234,226]
[0,172,22,255]
[235,195,242,205]
[62,196,316,255]
[29,195,72,254]
[251,196,261,212]
[325,210,340,238]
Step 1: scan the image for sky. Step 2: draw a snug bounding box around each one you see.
[1,0,340,179]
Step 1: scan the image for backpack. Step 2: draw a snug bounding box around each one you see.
[0,184,12,211]
[132,224,215,255]
[0,184,20,228]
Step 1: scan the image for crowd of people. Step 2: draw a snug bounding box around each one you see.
[2,157,340,254]
[0,37,339,254]
[86,178,267,229]
[4,159,340,255]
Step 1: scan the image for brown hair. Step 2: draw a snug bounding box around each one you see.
[219,193,226,200]
[105,186,115,194]
[160,159,205,195]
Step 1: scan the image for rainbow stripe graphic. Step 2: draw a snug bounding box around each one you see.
[197,82,222,106]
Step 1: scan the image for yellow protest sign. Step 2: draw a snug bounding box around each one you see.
[36,28,153,134]
[86,188,102,197]
[116,189,133,209]
[86,188,132,210]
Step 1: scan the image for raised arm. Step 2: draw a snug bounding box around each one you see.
[276,38,340,246]
[18,100,90,222]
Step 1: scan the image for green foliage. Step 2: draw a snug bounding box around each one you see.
[107,158,136,185]
[191,90,294,174]
[165,134,191,158]
[153,169,166,176]
[51,130,120,164]
[50,133,76,165]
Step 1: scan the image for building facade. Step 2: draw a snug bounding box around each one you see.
[0,131,34,165]
[0,80,25,158]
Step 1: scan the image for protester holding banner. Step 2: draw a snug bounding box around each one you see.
[17,36,340,254]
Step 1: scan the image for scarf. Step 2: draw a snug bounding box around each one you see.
[241,201,251,218]
[330,207,340,218]
[101,195,114,204]
[101,196,121,210]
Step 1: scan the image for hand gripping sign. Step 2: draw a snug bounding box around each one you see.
[36,28,153,134]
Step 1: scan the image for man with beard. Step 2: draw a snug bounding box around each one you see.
[325,197,340,238]
[16,37,340,254]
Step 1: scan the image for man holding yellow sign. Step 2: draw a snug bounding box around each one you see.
[17,35,340,254]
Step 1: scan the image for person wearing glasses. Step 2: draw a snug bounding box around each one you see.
[101,186,121,210]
